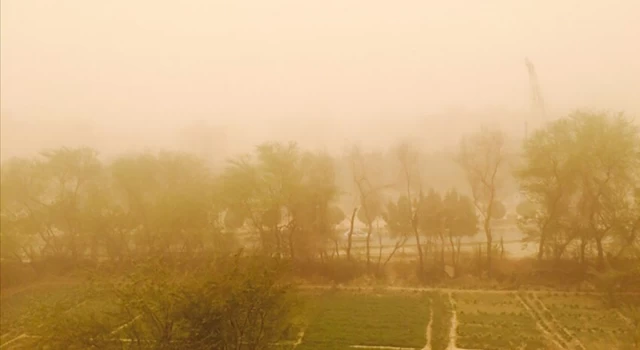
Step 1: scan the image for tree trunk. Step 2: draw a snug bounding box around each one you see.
[288,229,295,260]
[484,217,493,277]
[383,238,407,268]
[274,226,282,258]
[579,237,587,266]
[439,233,446,266]
[346,208,358,261]
[376,230,383,271]
[537,231,547,260]
[366,223,373,271]
[449,233,456,273]
[595,236,605,269]
[456,237,462,267]
[412,211,424,275]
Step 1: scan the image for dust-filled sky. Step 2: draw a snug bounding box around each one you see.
[1,0,639,158]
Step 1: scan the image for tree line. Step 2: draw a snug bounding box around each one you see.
[1,110,639,281]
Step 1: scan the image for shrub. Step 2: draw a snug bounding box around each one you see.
[31,253,299,349]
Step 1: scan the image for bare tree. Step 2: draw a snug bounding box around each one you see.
[395,143,425,275]
[348,147,387,271]
[457,128,506,277]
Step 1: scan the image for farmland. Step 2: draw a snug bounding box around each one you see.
[2,284,638,349]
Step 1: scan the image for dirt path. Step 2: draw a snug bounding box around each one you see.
[422,308,433,350]
[516,294,568,350]
[110,315,142,335]
[530,294,585,350]
[0,333,28,349]
[443,293,488,350]
[517,293,589,350]
[299,284,640,296]
[446,292,457,350]
[350,346,417,349]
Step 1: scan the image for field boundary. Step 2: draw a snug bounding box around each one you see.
[422,308,433,350]
[110,315,142,335]
[0,333,28,349]
[517,294,567,349]
[299,284,640,296]
[446,292,457,350]
[530,294,585,350]
[517,293,573,350]
[350,346,417,350]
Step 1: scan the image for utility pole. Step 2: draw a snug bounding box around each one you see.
[524,58,546,141]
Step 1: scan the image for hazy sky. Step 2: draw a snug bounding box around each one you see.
[1,0,639,156]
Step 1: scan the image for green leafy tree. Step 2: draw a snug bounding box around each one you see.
[381,196,412,267]
[516,118,579,260]
[220,142,339,260]
[0,158,46,262]
[419,189,445,264]
[37,148,103,261]
[515,200,537,219]
[517,112,640,265]
[111,151,213,255]
[443,189,478,271]
[490,201,507,220]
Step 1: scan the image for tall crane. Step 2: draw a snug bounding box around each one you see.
[524,58,546,140]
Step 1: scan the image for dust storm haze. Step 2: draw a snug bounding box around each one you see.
[1,0,640,159]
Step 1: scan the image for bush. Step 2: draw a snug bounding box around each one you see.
[32,253,299,349]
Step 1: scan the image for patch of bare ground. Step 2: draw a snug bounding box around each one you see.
[299,284,640,296]
[422,308,433,350]
[349,346,417,349]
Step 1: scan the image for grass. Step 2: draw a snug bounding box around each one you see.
[0,282,85,339]
[535,292,636,350]
[454,292,545,350]
[2,284,639,350]
[297,289,431,349]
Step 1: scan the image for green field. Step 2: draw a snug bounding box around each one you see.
[455,292,545,349]
[298,289,432,349]
[533,292,637,350]
[1,285,639,349]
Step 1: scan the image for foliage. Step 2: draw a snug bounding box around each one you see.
[28,254,297,349]
[517,111,640,264]
[382,196,412,239]
[0,142,342,268]
[490,201,507,220]
[516,200,537,219]
[419,189,444,238]
[220,142,340,259]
